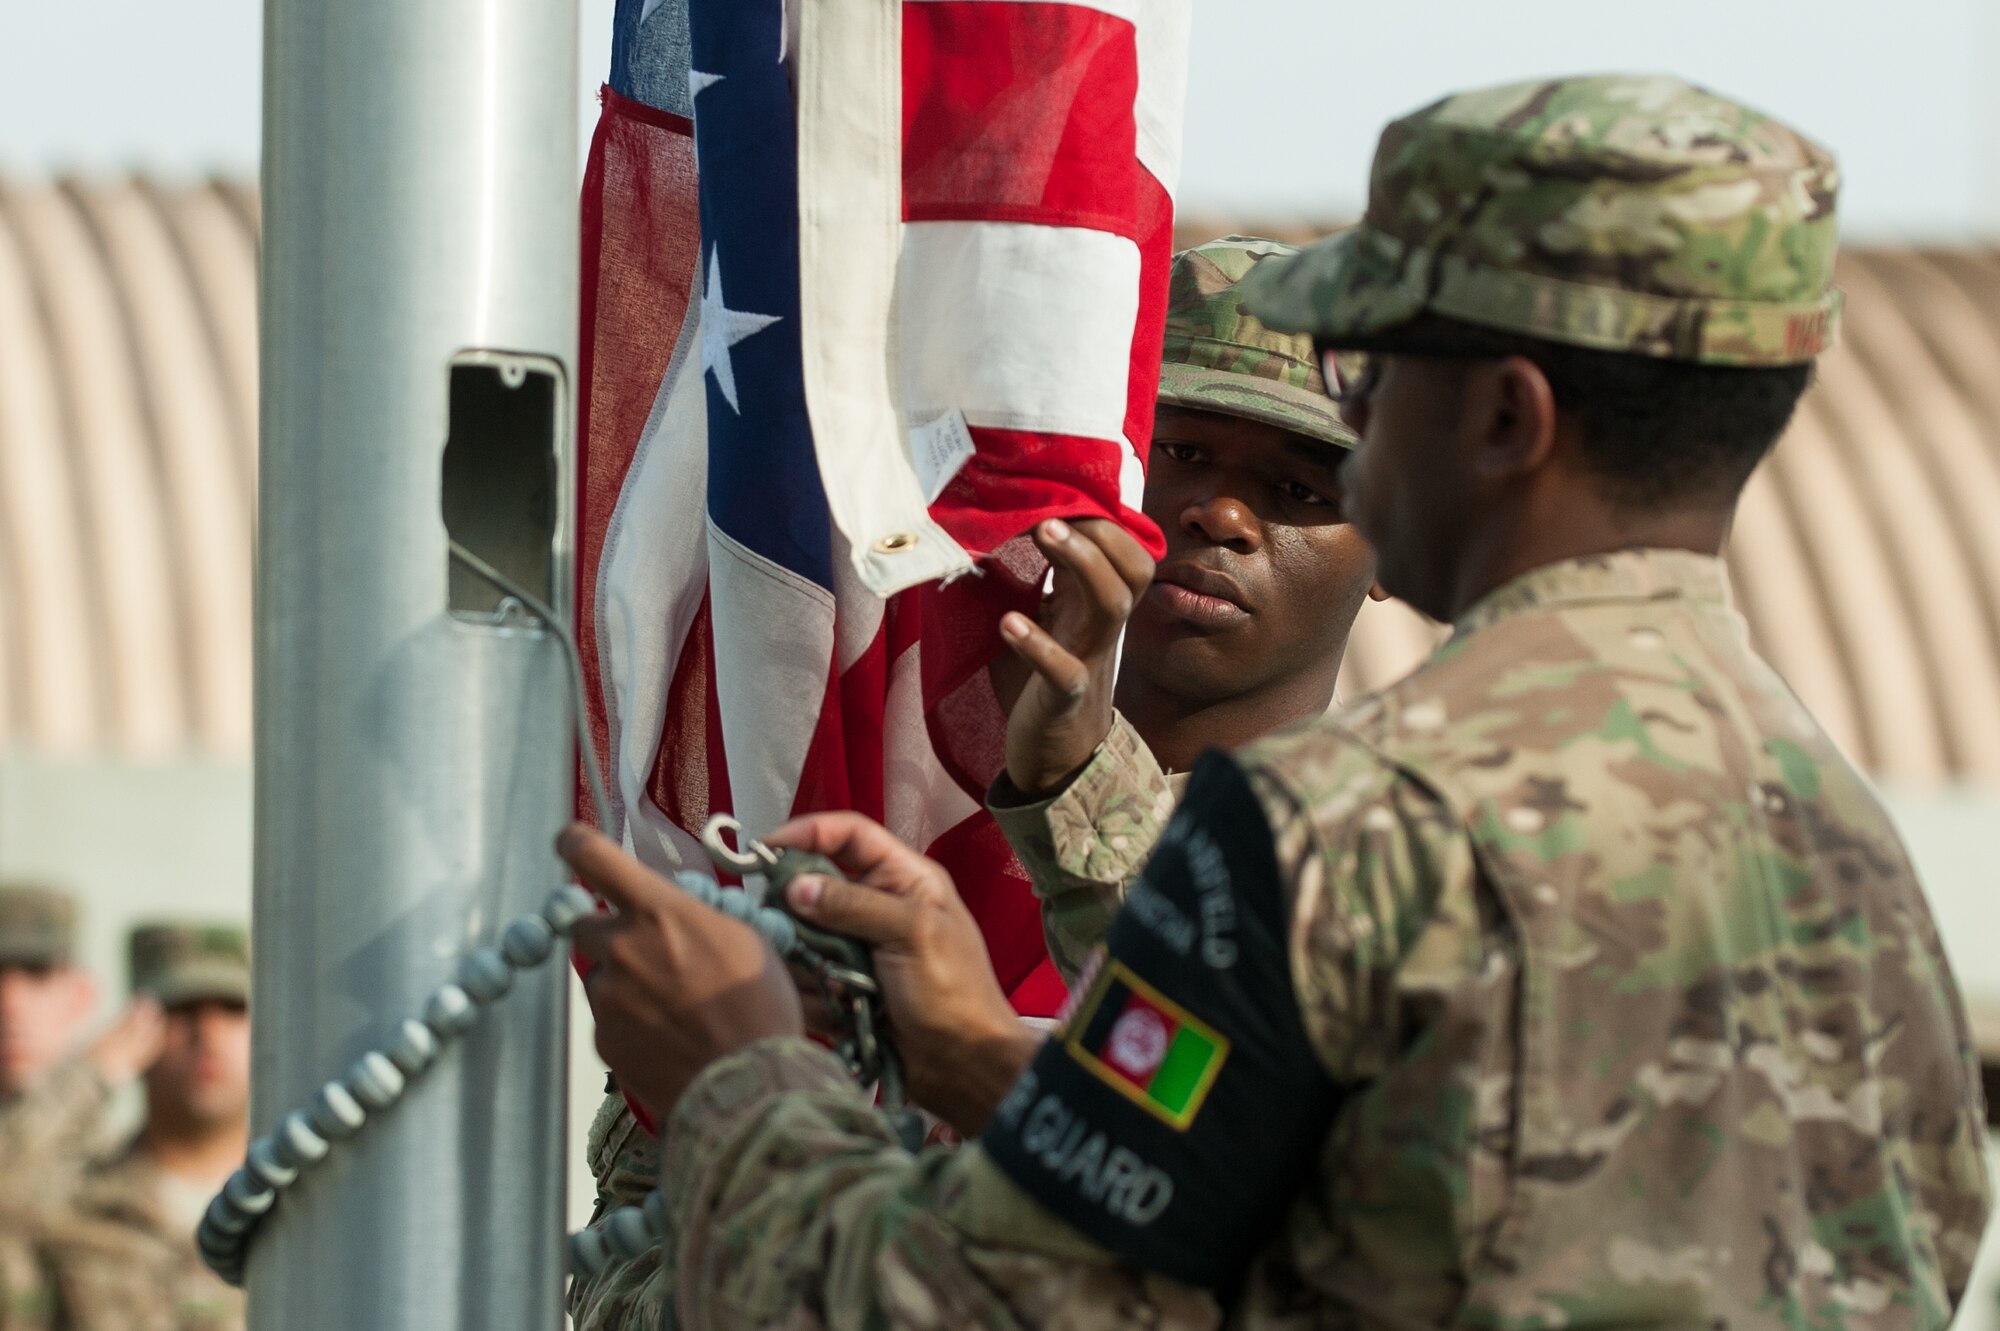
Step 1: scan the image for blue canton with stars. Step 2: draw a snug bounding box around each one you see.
[689,0,833,590]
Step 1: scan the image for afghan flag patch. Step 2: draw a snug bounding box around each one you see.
[1064,959,1229,1130]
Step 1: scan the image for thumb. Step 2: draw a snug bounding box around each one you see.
[786,873,918,948]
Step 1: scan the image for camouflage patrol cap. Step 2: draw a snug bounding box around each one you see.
[128,922,249,1008]
[0,883,77,968]
[1244,75,1842,365]
[1158,237,1355,448]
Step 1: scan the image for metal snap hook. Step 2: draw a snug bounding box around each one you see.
[701,813,778,875]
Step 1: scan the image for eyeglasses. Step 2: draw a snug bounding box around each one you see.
[1316,342,1511,402]
[1318,348,1373,402]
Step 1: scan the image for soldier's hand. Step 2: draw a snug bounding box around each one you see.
[989,518,1154,799]
[766,812,1043,1135]
[559,824,804,1119]
[87,997,165,1085]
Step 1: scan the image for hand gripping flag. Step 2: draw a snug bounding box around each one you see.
[576,0,1190,1052]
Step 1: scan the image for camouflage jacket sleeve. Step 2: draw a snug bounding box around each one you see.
[659,1038,1219,1331]
[0,1059,111,1206]
[566,1091,671,1331]
[987,711,1178,983]
[1238,728,1474,1084]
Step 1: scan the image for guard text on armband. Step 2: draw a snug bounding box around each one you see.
[1006,1085,1174,1226]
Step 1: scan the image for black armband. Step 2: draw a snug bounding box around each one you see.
[981,750,1339,1290]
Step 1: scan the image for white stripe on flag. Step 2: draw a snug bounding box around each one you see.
[882,641,982,850]
[796,0,971,597]
[706,521,837,846]
[600,298,712,874]
[831,530,888,674]
[900,220,1142,445]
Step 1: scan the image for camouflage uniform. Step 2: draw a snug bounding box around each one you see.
[642,77,1993,1330]
[9,924,250,1331]
[564,236,1358,1328]
[0,886,113,1217]
[567,1091,673,1331]
[992,235,1357,985]
[17,1149,245,1331]
[992,715,1183,984]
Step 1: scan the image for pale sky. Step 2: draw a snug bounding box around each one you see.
[2,0,1995,241]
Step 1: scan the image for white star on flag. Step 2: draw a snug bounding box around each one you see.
[688,69,723,100]
[699,248,781,415]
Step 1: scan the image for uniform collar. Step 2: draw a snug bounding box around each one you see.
[1451,549,1730,637]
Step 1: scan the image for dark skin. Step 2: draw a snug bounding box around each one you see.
[1332,341,1735,621]
[1114,406,1378,776]
[993,406,1380,795]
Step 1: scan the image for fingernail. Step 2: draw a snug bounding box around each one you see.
[1044,518,1071,541]
[788,875,824,909]
[1000,613,1030,640]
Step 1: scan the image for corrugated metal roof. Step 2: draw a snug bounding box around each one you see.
[1,187,1996,782]
[0,177,257,758]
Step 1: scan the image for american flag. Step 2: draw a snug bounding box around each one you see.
[576,0,1189,1043]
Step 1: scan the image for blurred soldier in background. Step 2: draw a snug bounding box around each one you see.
[16,924,250,1331]
[0,885,163,1214]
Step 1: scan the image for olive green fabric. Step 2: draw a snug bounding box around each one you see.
[127,924,248,1008]
[1159,237,1354,448]
[1244,75,1842,365]
[0,885,77,969]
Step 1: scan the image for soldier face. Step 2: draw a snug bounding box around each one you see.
[0,963,96,1097]
[1332,351,1493,622]
[147,999,250,1130]
[1122,407,1375,710]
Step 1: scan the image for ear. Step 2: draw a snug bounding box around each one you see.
[1467,355,1557,483]
[1367,580,1391,603]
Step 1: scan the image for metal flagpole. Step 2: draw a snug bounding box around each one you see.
[252,0,579,1325]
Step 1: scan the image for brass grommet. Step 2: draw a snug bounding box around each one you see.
[873,533,919,554]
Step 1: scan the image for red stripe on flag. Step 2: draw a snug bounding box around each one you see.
[788,626,891,825]
[575,88,700,827]
[903,1,1143,238]
[646,595,734,846]
[932,425,1156,561]
[923,810,1049,997]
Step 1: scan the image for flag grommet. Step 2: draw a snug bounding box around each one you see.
[873,533,920,554]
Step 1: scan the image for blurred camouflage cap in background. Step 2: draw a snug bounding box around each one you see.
[0,883,78,968]
[1158,236,1356,448]
[1244,74,1842,365]
[129,921,249,1008]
